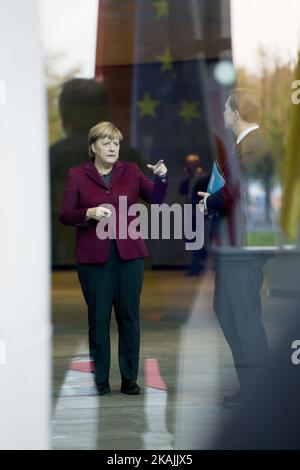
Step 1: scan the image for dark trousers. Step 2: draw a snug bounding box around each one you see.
[214,254,269,391]
[77,241,144,383]
[190,247,207,274]
[188,214,210,274]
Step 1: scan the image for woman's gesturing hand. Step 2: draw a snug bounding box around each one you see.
[147,159,168,178]
[86,206,112,221]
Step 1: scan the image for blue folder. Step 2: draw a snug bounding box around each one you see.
[207,161,225,194]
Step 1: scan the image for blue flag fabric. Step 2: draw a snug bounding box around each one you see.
[130,0,211,170]
[129,0,214,264]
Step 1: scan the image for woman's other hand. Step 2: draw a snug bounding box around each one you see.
[86,206,112,221]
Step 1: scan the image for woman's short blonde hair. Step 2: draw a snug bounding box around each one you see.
[88,121,123,157]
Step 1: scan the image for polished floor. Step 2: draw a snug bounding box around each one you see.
[51,267,296,450]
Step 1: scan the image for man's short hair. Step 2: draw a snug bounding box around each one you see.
[228,88,262,122]
[58,78,109,132]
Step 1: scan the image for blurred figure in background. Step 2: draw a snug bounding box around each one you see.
[50,79,109,266]
[179,154,210,276]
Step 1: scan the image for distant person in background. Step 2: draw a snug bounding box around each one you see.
[50,78,144,266]
[179,154,210,276]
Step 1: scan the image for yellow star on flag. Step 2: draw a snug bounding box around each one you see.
[152,0,169,19]
[156,48,173,73]
[178,101,201,123]
[138,93,160,118]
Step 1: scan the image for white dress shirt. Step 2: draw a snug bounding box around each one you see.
[236,124,259,145]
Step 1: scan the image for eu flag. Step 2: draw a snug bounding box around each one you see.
[130,0,212,264]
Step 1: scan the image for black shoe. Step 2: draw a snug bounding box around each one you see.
[95,381,111,395]
[120,380,140,395]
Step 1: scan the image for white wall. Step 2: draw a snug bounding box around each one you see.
[0,0,50,450]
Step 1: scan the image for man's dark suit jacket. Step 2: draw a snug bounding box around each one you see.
[60,159,168,263]
[206,129,273,245]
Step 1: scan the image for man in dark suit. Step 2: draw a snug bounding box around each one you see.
[198,88,274,407]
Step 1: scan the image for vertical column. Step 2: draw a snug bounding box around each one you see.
[0,0,50,450]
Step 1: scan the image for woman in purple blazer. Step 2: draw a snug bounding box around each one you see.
[60,122,168,395]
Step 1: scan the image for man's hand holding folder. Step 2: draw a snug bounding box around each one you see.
[198,161,225,214]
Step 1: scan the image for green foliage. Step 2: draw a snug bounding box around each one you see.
[246,231,277,247]
[45,55,80,145]
[236,47,296,182]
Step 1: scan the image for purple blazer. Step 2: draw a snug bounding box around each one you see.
[60,159,168,263]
